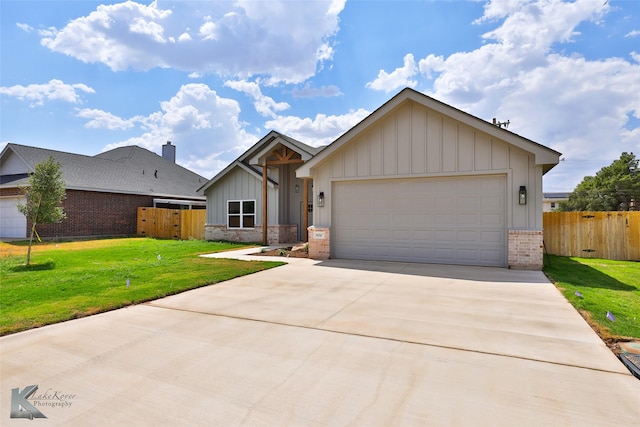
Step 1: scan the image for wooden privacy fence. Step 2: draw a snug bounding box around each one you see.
[137,207,206,240]
[543,211,640,261]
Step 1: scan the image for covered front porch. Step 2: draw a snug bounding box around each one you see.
[201,131,320,246]
[249,139,314,245]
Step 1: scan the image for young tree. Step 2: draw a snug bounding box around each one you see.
[16,156,66,265]
[558,152,640,211]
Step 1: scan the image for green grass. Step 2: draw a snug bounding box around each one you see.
[0,238,283,335]
[544,255,640,340]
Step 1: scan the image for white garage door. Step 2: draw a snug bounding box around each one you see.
[333,175,506,267]
[0,197,27,239]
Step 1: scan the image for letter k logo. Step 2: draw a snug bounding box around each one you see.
[10,385,47,419]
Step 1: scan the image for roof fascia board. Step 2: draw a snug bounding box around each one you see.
[77,187,207,199]
[63,186,207,199]
[277,133,322,155]
[0,180,207,199]
[237,131,279,163]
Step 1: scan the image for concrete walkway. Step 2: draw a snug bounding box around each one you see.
[1,249,639,425]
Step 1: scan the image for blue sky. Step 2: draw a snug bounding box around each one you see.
[1,0,639,192]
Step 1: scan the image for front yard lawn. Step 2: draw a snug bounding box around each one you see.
[544,255,640,341]
[0,238,282,335]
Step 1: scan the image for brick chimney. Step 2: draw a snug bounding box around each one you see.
[162,141,176,163]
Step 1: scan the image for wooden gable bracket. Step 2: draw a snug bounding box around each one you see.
[267,146,303,165]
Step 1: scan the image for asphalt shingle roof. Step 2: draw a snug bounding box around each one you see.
[1,144,206,199]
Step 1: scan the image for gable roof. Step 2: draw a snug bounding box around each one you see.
[297,87,561,177]
[0,143,206,199]
[198,130,322,193]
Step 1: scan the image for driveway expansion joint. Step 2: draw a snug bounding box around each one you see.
[145,302,631,377]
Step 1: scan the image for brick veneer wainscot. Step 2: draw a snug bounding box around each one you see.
[205,225,298,244]
[508,230,544,270]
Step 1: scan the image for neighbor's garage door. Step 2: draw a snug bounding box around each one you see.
[0,196,27,239]
[332,175,506,267]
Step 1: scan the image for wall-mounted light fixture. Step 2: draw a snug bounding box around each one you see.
[294,184,300,193]
[519,186,527,205]
[318,191,325,207]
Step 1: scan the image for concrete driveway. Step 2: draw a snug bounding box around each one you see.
[1,250,639,426]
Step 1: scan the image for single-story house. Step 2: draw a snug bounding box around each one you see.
[199,131,322,244]
[543,192,569,212]
[298,88,561,269]
[200,88,561,269]
[0,142,206,239]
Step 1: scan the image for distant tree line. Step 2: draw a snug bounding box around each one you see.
[558,152,640,212]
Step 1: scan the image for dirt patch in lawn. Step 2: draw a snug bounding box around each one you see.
[0,238,134,258]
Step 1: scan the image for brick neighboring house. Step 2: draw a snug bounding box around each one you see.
[0,142,206,239]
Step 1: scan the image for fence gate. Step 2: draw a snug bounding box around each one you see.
[543,211,640,261]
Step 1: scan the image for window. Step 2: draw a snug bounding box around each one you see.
[228,200,255,228]
[550,202,556,209]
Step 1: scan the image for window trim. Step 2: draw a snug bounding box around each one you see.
[227,199,256,229]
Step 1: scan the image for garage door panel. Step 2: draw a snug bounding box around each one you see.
[333,175,506,267]
[481,249,504,263]
[433,214,455,226]
[481,230,503,243]
[481,196,502,209]
[0,197,27,239]
[481,213,503,226]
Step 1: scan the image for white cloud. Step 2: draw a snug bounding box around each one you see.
[224,80,290,118]
[16,23,33,32]
[40,2,173,72]
[370,0,637,192]
[76,109,136,130]
[479,0,607,52]
[39,0,345,83]
[129,16,167,43]
[291,83,343,98]
[266,108,370,147]
[474,0,525,23]
[625,30,640,38]
[0,79,95,106]
[101,83,257,178]
[92,80,360,176]
[366,54,418,93]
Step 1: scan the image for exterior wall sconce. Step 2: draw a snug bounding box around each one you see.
[294,184,300,193]
[519,186,527,205]
[318,191,325,207]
